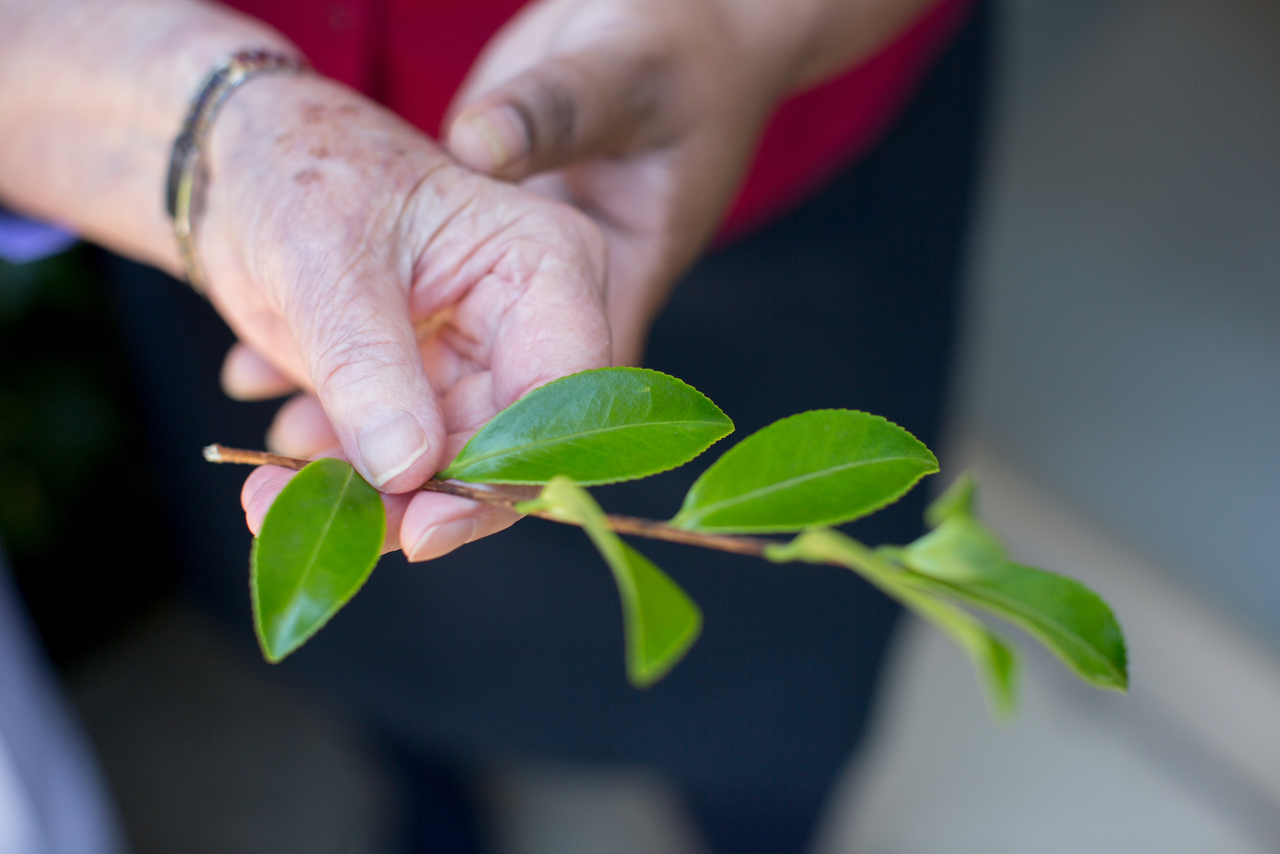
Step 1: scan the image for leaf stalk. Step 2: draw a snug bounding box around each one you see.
[204,444,772,558]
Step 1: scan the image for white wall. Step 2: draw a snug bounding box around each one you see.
[813,2,1280,850]
[955,0,1280,641]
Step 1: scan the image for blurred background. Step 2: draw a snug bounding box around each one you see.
[4,0,1280,851]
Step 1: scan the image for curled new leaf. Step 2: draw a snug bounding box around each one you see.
[251,458,385,663]
[521,477,703,687]
[924,472,977,528]
[766,528,1018,716]
[672,410,938,534]
[440,367,732,485]
[892,515,1005,583]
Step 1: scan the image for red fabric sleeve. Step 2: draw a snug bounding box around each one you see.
[717,0,975,241]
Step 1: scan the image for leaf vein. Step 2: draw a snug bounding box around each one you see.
[451,418,725,471]
[685,454,929,522]
[278,467,353,631]
[963,587,1120,677]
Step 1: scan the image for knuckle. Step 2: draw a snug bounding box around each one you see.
[309,324,414,393]
[506,201,608,290]
[556,203,608,266]
[517,72,578,155]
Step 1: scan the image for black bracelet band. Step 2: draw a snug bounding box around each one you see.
[166,49,309,294]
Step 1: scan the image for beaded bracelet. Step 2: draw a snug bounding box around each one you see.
[166,50,309,293]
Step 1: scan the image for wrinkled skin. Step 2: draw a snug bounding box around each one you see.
[236,0,781,560]
[213,75,609,558]
[230,0,934,561]
[0,0,932,560]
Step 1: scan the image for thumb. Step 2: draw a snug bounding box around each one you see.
[294,282,445,493]
[446,48,665,180]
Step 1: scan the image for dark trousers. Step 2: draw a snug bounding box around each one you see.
[107,4,990,850]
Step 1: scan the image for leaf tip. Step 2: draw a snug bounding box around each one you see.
[1096,659,1129,693]
[251,616,291,665]
[985,642,1021,722]
[257,639,289,665]
[925,472,978,528]
[627,606,704,689]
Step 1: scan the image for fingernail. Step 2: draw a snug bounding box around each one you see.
[459,106,529,170]
[358,411,429,487]
[408,518,476,562]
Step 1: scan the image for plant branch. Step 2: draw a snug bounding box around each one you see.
[203,444,772,558]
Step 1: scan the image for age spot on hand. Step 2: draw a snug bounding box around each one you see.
[293,168,324,186]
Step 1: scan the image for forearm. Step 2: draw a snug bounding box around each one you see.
[0,0,294,271]
[716,0,940,96]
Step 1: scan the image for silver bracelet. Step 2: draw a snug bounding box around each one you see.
[166,49,310,293]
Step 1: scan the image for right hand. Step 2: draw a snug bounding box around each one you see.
[442,0,786,368]
[440,0,937,367]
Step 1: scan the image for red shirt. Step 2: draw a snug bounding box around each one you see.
[222,0,973,239]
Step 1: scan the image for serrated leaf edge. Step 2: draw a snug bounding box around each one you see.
[439,367,733,486]
[672,409,938,534]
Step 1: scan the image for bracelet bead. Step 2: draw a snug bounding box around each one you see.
[166,49,310,293]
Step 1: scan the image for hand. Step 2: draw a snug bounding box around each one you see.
[442,0,795,367]
[234,0,766,554]
[230,0,937,561]
[441,0,940,365]
[203,73,611,558]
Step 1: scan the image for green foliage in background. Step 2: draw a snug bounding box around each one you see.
[247,367,1127,714]
[0,250,122,556]
[1,249,175,664]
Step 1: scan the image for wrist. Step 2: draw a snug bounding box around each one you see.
[136,10,303,273]
[0,0,299,273]
[135,9,300,154]
[704,0,940,96]
[772,0,942,92]
[703,0,827,97]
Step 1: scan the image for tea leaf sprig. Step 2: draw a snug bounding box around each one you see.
[207,367,1126,715]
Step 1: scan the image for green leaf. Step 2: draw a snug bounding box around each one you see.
[924,472,977,528]
[251,458,385,663]
[767,528,1018,716]
[891,515,1006,583]
[672,410,938,534]
[440,367,732,485]
[522,477,702,687]
[895,516,1127,690]
[913,563,1127,691]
